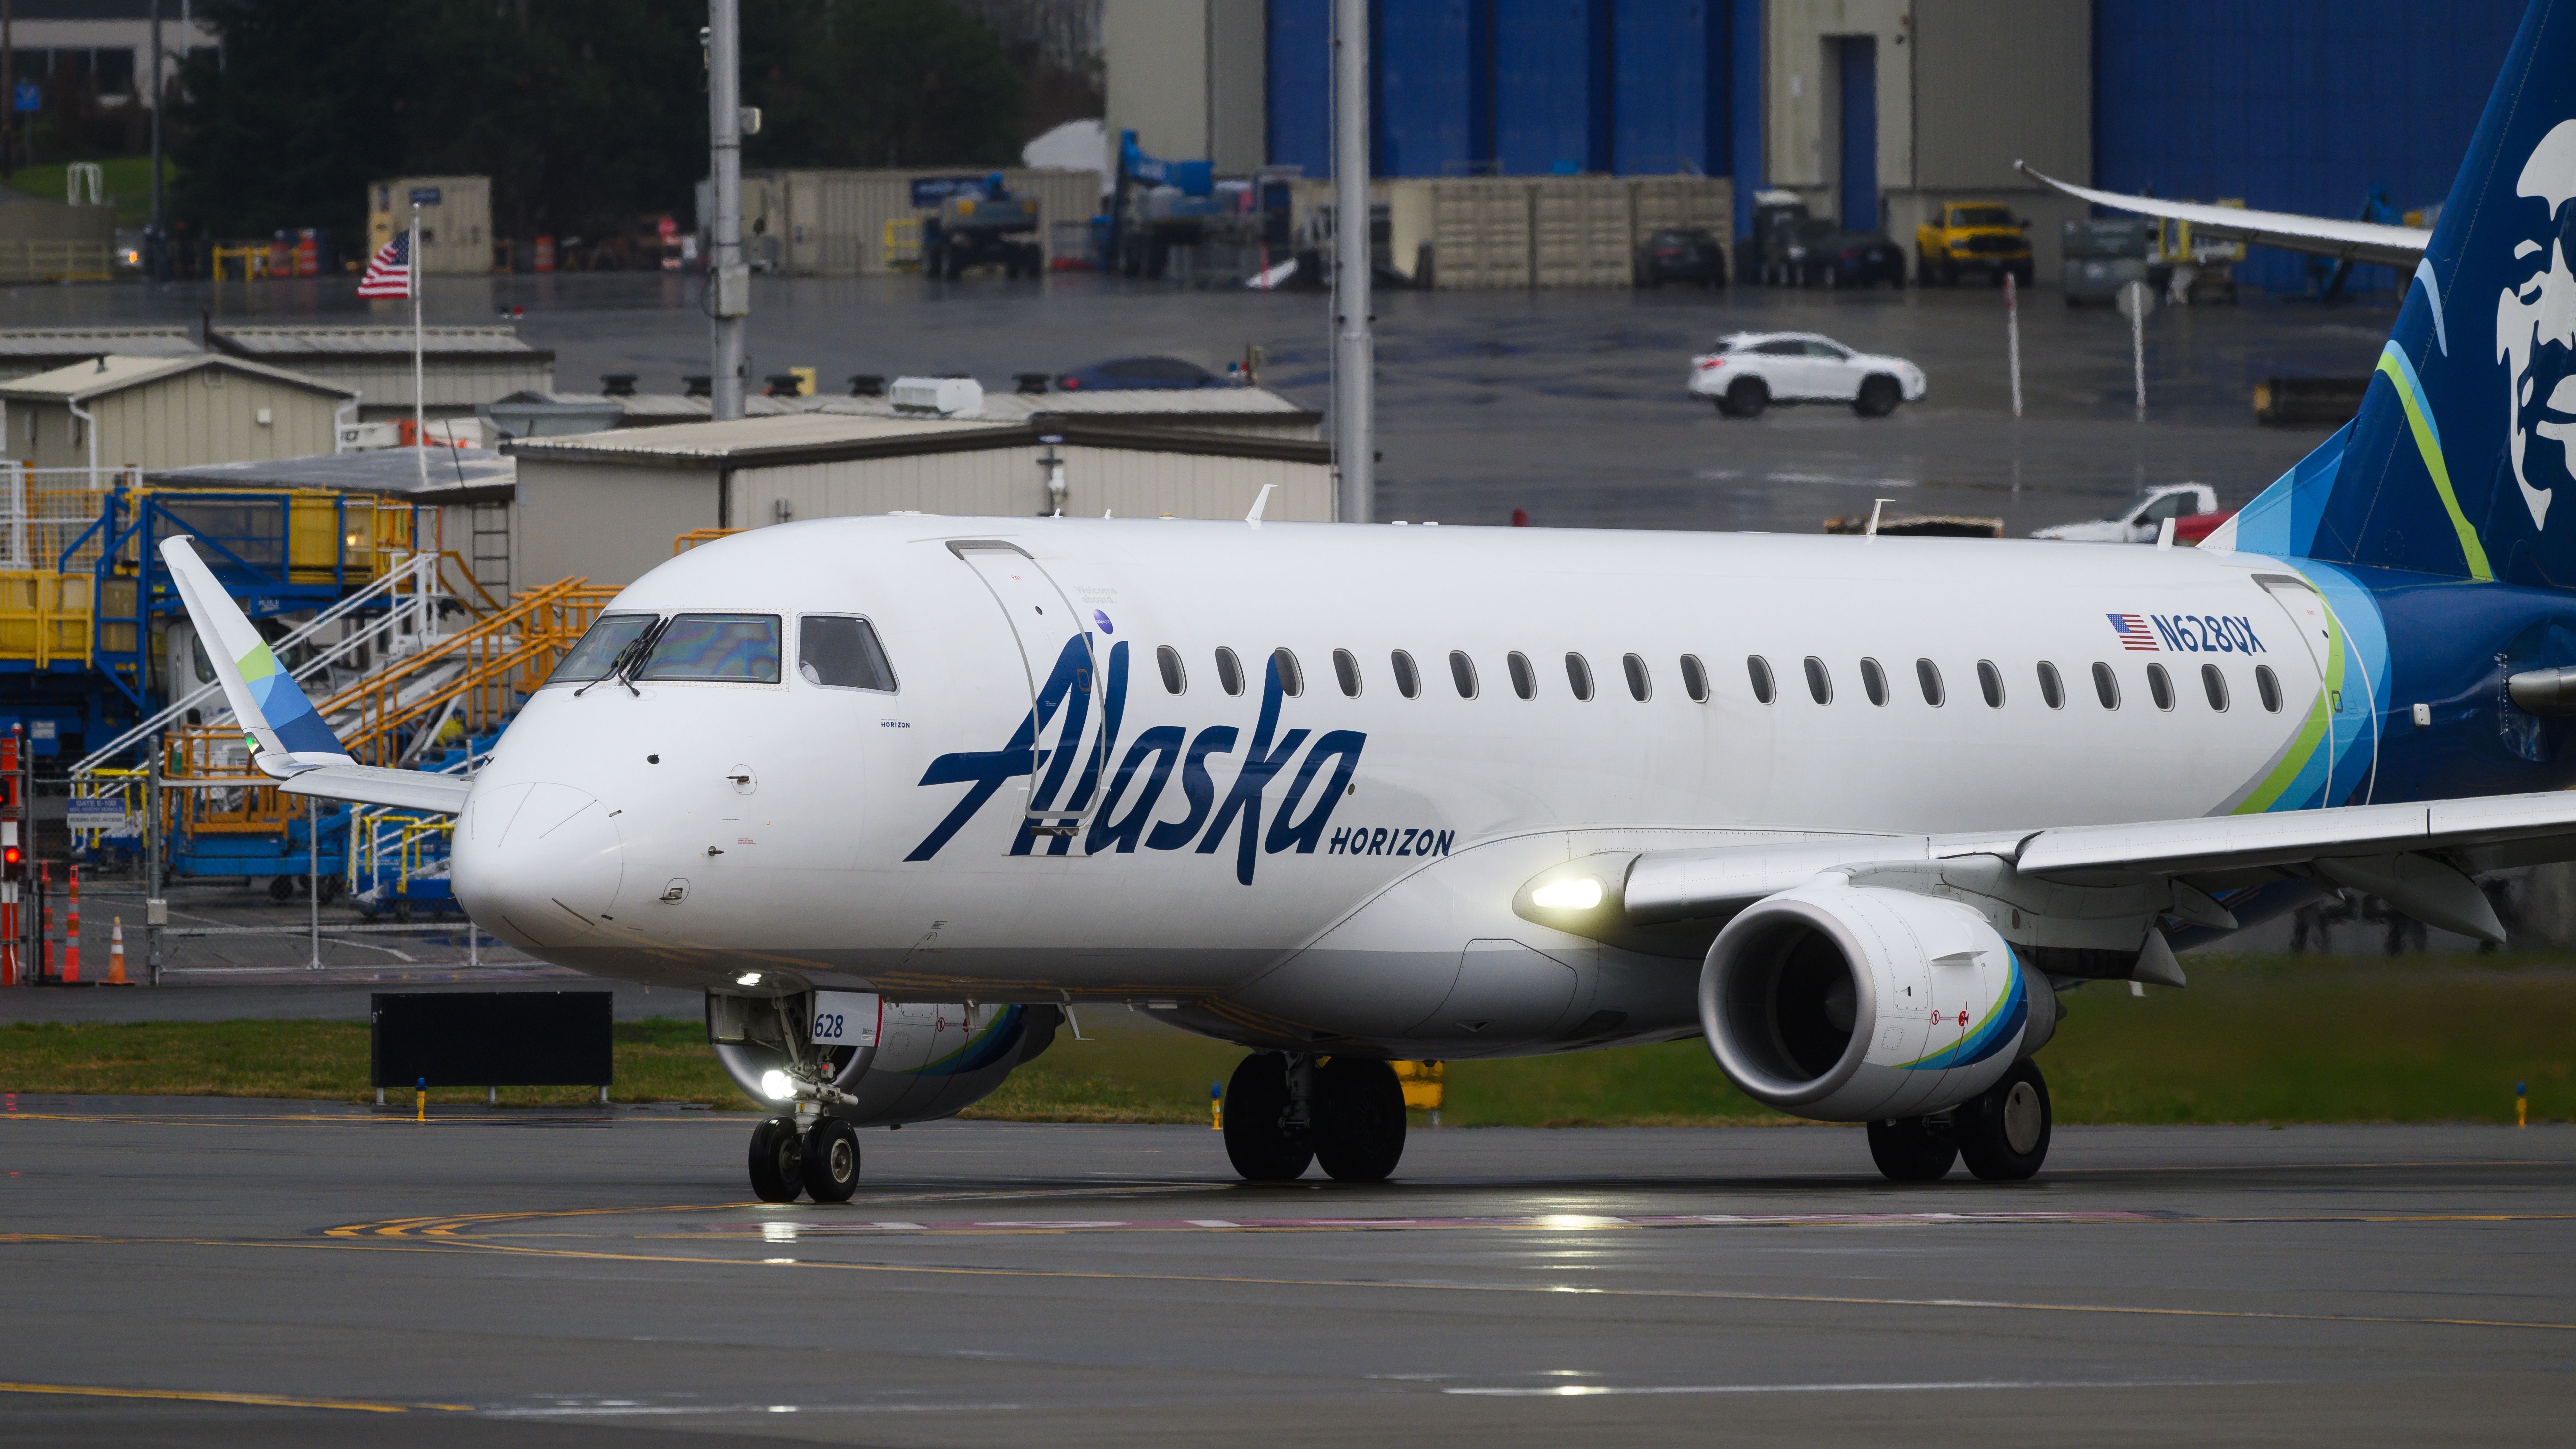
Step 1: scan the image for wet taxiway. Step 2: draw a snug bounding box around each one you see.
[0,1102,2567,1445]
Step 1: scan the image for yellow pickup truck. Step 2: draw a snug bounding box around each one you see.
[1915,202,2034,287]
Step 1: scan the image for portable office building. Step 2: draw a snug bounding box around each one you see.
[0,355,356,479]
[366,176,493,275]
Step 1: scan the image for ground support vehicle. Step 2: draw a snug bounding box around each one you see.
[1689,331,1926,418]
[1916,201,2034,286]
[920,181,1044,280]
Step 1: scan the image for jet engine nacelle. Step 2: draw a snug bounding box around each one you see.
[1698,878,2051,1123]
[711,996,1060,1127]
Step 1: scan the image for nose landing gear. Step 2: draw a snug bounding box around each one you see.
[746,1114,864,1203]
[1222,1053,1408,1183]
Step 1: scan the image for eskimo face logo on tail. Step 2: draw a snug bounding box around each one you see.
[907,636,1365,884]
[2499,119,2576,531]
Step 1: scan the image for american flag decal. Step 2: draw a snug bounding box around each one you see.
[2107,613,2159,650]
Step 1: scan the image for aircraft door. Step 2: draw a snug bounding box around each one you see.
[949,541,1109,841]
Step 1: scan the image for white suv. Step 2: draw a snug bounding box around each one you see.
[1689,331,1928,418]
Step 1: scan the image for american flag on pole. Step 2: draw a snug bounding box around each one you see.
[357,232,412,298]
[2106,613,2161,651]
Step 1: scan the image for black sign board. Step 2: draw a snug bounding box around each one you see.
[370,992,613,1088]
[910,176,988,209]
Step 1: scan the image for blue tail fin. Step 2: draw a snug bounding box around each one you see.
[2223,0,2576,587]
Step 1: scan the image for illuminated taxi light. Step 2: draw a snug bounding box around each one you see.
[758,1069,793,1100]
[1530,878,1603,911]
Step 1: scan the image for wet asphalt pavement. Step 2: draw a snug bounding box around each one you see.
[0,269,2385,535]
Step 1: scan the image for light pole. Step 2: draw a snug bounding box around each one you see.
[1330,0,1373,524]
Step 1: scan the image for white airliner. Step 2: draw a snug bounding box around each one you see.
[158,0,2576,1203]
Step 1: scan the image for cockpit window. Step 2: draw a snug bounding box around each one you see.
[798,615,896,691]
[635,614,782,683]
[549,613,656,686]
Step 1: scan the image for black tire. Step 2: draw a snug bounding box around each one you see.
[1854,375,1901,418]
[1711,396,1736,417]
[1915,249,1935,286]
[391,898,413,924]
[1956,1059,2052,1182]
[1311,1057,1406,1182]
[268,875,294,903]
[1725,376,1768,419]
[801,1118,861,1203]
[2012,260,2035,287]
[748,1115,804,1202]
[1221,1053,1313,1182]
[1867,1117,1957,1181]
[1939,258,1959,287]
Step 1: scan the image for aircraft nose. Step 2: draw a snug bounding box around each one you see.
[452,781,623,949]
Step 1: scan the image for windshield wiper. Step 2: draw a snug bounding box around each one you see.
[573,617,670,698]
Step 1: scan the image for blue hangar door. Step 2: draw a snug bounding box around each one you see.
[1837,36,1877,230]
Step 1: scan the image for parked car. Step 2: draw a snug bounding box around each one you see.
[1764,217,1837,286]
[2030,483,2223,542]
[1633,227,1728,287]
[1817,229,1907,288]
[1916,201,2034,286]
[1741,189,1809,278]
[1689,331,1927,418]
[1054,356,1224,391]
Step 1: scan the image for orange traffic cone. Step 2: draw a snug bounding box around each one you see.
[107,917,126,986]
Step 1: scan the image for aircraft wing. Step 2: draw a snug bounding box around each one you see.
[2015,162,2429,270]
[1532,790,2576,951]
[270,763,473,814]
[159,535,473,816]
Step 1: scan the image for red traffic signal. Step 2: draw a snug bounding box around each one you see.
[2,844,22,880]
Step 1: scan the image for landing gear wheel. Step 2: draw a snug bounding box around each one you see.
[747,1115,804,1203]
[1221,1053,1313,1182]
[1956,1059,2052,1181]
[1867,1117,1957,1181]
[1725,377,1768,419]
[1311,1057,1406,1182]
[801,1118,861,1203]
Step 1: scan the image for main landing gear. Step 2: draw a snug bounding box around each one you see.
[1866,1059,2053,1183]
[1223,1052,1408,1183]
[747,1114,863,1204]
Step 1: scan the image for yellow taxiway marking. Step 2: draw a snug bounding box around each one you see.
[0,1380,467,1414]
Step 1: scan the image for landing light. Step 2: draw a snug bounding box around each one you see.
[758,1069,793,1101]
[1529,878,1604,911]
[735,972,762,987]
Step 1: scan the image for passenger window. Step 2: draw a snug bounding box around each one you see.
[1215,646,1244,696]
[1449,650,1479,699]
[1803,656,1832,705]
[1747,655,1775,704]
[1158,645,1187,695]
[1916,658,1944,707]
[2147,662,2175,711]
[1977,660,2004,708]
[2199,663,2229,711]
[2255,664,2282,713]
[550,612,656,685]
[1333,648,1361,697]
[635,614,781,683]
[1860,657,1888,706]
[2037,660,2065,709]
[1623,653,1651,701]
[2092,661,2120,709]
[1755,339,1803,356]
[1392,649,1421,699]
[1507,651,1536,700]
[798,615,897,691]
[1566,652,1595,701]
[1680,653,1708,702]
[1273,647,1303,697]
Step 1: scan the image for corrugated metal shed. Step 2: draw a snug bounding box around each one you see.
[209,324,556,417]
[0,327,201,382]
[486,387,1320,441]
[0,354,355,474]
[2094,0,2520,293]
[504,413,1333,591]
[143,448,515,505]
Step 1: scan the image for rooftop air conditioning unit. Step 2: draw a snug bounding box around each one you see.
[890,376,983,416]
